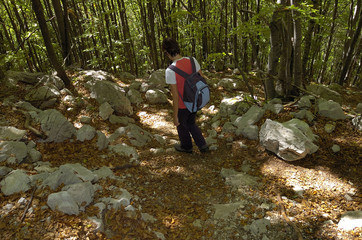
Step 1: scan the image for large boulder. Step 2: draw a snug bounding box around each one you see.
[145,89,168,104]
[127,89,143,105]
[76,125,96,142]
[148,69,166,89]
[0,141,28,163]
[38,109,76,142]
[36,74,65,90]
[259,119,319,161]
[1,170,31,196]
[0,126,27,141]
[126,124,153,147]
[317,100,346,120]
[62,182,95,209]
[83,70,133,116]
[219,96,250,117]
[42,167,83,190]
[99,102,114,120]
[24,85,60,102]
[47,191,79,215]
[306,84,342,104]
[3,71,45,87]
[297,95,314,109]
[233,105,265,129]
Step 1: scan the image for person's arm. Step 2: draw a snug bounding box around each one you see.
[198,70,208,80]
[170,84,180,126]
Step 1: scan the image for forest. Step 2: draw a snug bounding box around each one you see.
[1,0,361,93]
[0,0,361,239]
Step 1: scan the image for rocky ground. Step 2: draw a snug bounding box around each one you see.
[0,69,361,240]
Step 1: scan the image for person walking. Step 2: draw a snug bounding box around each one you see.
[162,38,209,153]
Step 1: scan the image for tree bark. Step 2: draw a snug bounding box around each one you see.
[266,10,282,99]
[292,0,302,93]
[339,9,362,85]
[52,0,71,66]
[31,0,71,87]
[318,0,338,84]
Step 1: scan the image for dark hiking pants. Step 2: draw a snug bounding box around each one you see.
[177,108,206,150]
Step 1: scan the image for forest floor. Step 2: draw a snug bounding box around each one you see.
[0,70,361,240]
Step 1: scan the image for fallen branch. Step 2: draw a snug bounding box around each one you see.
[20,186,37,223]
[14,108,45,138]
[276,193,303,240]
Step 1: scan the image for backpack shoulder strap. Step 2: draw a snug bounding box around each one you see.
[189,57,196,73]
[168,64,190,79]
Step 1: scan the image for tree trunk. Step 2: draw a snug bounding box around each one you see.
[31,0,71,87]
[232,0,238,66]
[266,10,281,100]
[200,0,208,60]
[147,1,159,69]
[51,0,71,66]
[2,1,33,71]
[119,0,137,75]
[292,0,302,93]
[301,0,319,83]
[318,0,338,84]
[339,9,362,85]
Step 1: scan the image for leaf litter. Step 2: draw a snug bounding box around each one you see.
[0,71,361,239]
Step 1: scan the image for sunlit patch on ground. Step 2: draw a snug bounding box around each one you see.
[261,159,357,197]
[137,109,176,136]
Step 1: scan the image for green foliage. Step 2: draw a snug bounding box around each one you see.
[0,0,359,86]
[204,53,227,71]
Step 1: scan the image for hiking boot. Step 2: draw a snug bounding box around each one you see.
[174,144,192,153]
[199,144,209,153]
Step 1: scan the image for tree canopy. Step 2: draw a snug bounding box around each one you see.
[1,0,361,94]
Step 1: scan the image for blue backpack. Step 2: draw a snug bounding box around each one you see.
[168,57,210,113]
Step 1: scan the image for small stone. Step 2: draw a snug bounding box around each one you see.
[193,219,202,228]
[154,231,165,240]
[338,211,362,230]
[344,194,353,201]
[331,144,340,153]
[141,213,157,223]
[324,123,335,133]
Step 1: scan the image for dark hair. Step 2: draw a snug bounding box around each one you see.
[162,38,180,57]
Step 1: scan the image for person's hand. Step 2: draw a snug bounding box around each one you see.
[173,115,180,126]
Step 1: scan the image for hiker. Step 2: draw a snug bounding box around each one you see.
[162,37,209,153]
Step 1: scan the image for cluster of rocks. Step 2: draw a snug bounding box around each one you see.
[205,79,361,161]
[0,70,176,164]
[0,162,164,239]
[1,70,361,238]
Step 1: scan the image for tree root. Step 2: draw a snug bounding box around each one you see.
[15,108,45,138]
[277,193,304,240]
[20,186,37,223]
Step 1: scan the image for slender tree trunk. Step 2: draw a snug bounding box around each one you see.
[318,0,338,84]
[200,0,208,60]
[147,1,159,69]
[2,1,33,71]
[0,15,15,51]
[119,0,137,75]
[292,0,302,93]
[0,31,6,78]
[339,9,362,85]
[232,0,238,66]
[266,10,282,99]
[31,0,71,87]
[241,0,249,71]
[52,0,71,66]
